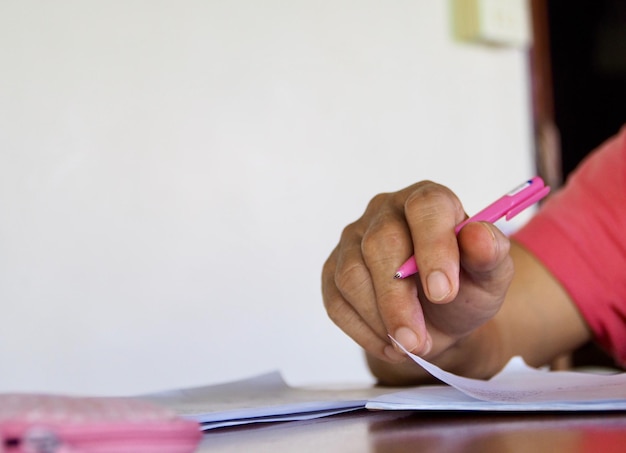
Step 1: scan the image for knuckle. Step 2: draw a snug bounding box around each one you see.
[321,274,334,306]
[339,221,360,244]
[323,297,342,323]
[405,182,464,225]
[334,259,371,300]
[366,192,392,212]
[361,229,404,264]
[360,215,405,258]
[323,292,357,329]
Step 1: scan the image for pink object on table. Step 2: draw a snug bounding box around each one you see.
[0,393,202,453]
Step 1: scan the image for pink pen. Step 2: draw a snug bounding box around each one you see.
[393,176,550,279]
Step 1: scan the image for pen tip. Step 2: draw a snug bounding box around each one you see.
[393,272,403,279]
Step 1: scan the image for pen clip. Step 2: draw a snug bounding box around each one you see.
[505,185,550,220]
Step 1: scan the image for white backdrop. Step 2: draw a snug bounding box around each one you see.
[0,0,534,395]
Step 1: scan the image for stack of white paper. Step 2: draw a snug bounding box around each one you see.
[141,372,390,430]
[142,342,626,430]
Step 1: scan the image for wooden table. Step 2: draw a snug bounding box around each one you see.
[197,409,626,453]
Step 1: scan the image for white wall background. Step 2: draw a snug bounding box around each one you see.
[0,0,534,396]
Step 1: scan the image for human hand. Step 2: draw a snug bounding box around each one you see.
[322,181,514,366]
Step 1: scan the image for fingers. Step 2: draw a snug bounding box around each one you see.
[458,221,513,294]
[322,181,513,365]
[404,183,466,304]
[422,221,513,347]
[322,189,434,361]
[323,185,449,359]
[358,197,432,356]
[322,245,406,363]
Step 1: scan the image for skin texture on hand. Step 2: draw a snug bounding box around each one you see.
[322,181,591,385]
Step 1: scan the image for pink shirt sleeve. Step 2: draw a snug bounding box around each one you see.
[512,126,626,365]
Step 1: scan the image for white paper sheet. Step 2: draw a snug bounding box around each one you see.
[140,372,390,430]
[366,339,626,411]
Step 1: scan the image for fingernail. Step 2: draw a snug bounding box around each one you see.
[394,326,419,353]
[427,270,452,302]
[423,332,433,355]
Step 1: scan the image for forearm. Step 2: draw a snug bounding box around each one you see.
[495,241,591,368]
